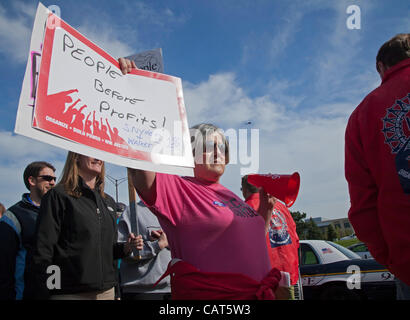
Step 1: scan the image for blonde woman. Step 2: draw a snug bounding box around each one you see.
[32,152,143,300]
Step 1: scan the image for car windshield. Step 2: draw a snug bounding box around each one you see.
[326,241,362,260]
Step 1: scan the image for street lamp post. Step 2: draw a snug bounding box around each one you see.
[106,174,128,203]
[105,174,128,300]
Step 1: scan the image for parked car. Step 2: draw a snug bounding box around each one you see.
[340,233,356,240]
[348,242,373,260]
[299,240,395,300]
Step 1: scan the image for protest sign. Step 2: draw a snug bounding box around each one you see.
[15,3,194,176]
[126,48,164,74]
[123,49,164,238]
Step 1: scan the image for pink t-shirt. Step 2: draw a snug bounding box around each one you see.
[145,173,271,282]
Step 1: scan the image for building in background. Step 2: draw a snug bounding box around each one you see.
[308,217,354,239]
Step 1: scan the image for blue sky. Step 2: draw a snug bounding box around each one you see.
[0,0,409,220]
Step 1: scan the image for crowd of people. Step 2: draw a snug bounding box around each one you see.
[0,33,409,300]
[0,129,298,300]
[0,156,144,300]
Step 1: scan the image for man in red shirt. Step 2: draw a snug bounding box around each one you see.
[241,175,300,289]
[345,34,410,299]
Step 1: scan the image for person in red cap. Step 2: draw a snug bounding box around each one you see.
[345,33,410,299]
[241,175,300,297]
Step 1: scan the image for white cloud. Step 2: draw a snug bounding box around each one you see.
[0,1,34,63]
[183,72,352,219]
[0,1,148,65]
[240,0,379,111]
[129,2,188,26]
[311,0,378,101]
[0,130,132,208]
[241,113,351,219]
[0,69,353,219]
[267,10,304,64]
[183,73,282,129]
[0,131,67,208]
[10,1,37,18]
[0,130,136,210]
[0,131,66,161]
[76,24,135,59]
[72,1,188,63]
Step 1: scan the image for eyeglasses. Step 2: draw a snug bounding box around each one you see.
[37,175,57,182]
[203,140,226,153]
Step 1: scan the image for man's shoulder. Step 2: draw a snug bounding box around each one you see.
[353,86,382,114]
[0,217,20,240]
[352,75,408,116]
[346,87,384,133]
[8,195,37,215]
[8,200,24,213]
[1,209,22,236]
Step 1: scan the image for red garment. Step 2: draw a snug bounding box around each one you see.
[245,193,300,285]
[345,58,410,285]
[155,260,281,300]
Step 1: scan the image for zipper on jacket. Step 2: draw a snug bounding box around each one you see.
[96,207,104,289]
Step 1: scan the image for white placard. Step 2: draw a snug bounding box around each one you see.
[15,3,194,176]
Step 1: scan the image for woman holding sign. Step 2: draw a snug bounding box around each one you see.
[120,58,281,299]
[32,152,143,300]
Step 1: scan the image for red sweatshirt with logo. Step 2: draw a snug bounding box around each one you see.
[245,193,300,285]
[345,58,410,285]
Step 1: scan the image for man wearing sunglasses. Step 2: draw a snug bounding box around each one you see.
[0,161,56,300]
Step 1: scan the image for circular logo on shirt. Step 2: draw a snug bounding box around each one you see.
[381,94,410,154]
[269,209,292,248]
[381,93,410,194]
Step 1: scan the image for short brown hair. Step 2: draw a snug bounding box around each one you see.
[23,161,56,190]
[190,123,230,164]
[376,33,410,72]
[241,175,259,194]
[58,152,106,198]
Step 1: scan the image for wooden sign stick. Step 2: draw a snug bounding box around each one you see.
[127,168,141,260]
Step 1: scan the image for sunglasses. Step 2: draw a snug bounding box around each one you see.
[37,175,57,182]
[203,140,226,153]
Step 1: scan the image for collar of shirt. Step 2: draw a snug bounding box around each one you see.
[24,193,40,208]
[382,58,410,84]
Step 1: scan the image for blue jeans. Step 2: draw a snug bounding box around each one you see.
[396,278,410,300]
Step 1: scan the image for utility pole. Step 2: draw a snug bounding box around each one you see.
[106,174,128,203]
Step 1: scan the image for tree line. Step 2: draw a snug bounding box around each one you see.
[290,211,353,241]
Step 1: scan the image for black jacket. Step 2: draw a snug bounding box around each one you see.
[0,221,19,300]
[32,178,127,298]
[9,194,40,251]
[0,194,40,300]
